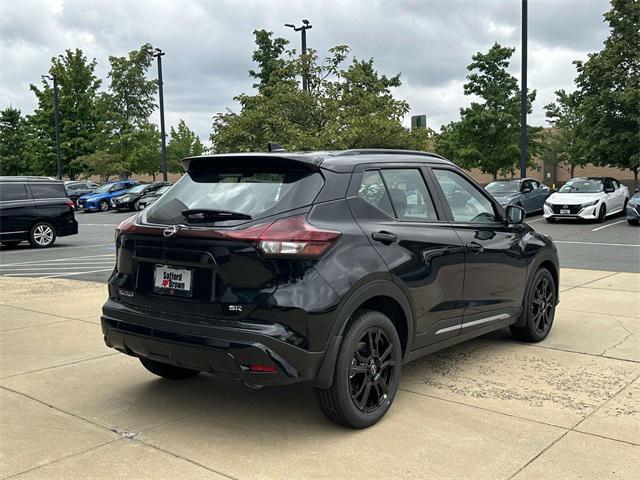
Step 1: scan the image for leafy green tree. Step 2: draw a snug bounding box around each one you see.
[211,32,433,153]
[167,119,204,172]
[100,43,158,177]
[0,107,29,175]
[435,43,542,180]
[75,150,122,182]
[574,0,640,187]
[543,90,587,177]
[27,49,102,179]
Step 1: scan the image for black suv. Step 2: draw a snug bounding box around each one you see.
[0,176,78,248]
[103,150,559,428]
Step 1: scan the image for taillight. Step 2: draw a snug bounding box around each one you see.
[65,199,74,209]
[255,215,341,258]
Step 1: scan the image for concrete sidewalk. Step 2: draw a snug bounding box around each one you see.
[0,269,638,479]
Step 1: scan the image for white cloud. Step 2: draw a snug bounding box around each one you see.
[0,0,611,144]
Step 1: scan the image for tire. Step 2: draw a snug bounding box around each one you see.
[622,198,628,216]
[628,219,639,226]
[133,200,140,211]
[510,268,556,342]
[29,222,56,248]
[139,358,200,380]
[99,200,109,212]
[313,309,402,428]
[597,204,606,223]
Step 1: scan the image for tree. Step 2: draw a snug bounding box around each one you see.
[27,49,102,179]
[100,44,158,177]
[75,150,123,182]
[435,43,542,180]
[574,0,640,188]
[167,119,204,172]
[211,32,434,153]
[543,90,587,177]
[0,107,28,175]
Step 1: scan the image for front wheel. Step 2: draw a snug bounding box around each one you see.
[140,358,200,380]
[510,268,556,342]
[597,204,606,223]
[29,222,56,248]
[99,200,109,212]
[314,309,402,428]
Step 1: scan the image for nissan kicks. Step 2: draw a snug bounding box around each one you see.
[102,149,559,428]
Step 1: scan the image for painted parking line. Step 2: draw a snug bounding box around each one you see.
[0,243,114,255]
[592,219,628,232]
[1,268,114,279]
[554,240,640,247]
[0,253,114,267]
[526,217,545,223]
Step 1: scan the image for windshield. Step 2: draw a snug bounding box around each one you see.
[155,186,170,195]
[559,179,603,193]
[128,184,148,194]
[94,184,115,193]
[145,165,324,226]
[486,181,519,194]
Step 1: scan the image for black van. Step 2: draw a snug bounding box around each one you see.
[0,176,78,248]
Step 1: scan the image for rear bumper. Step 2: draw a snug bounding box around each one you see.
[101,299,327,386]
[58,221,78,237]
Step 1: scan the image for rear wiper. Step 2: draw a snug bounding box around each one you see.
[181,209,252,223]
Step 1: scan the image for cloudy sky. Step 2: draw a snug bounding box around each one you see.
[1,0,611,145]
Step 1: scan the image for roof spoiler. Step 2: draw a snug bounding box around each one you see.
[267,142,286,152]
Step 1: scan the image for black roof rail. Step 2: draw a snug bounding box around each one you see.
[334,149,445,159]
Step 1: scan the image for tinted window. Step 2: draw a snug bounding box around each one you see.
[0,183,28,201]
[521,180,533,191]
[358,171,394,217]
[434,169,498,223]
[146,165,324,226]
[531,180,542,189]
[380,169,438,221]
[29,183,66,199]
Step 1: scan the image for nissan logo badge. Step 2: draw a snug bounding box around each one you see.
[163,225,179,238]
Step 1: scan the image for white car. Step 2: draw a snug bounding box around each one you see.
[544,177,629,223]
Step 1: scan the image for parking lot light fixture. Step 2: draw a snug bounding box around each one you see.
[152,48,168,182]
[285,20,312,91]
[42,74,62,179]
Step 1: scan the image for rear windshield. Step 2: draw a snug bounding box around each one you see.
[144,164,324,226]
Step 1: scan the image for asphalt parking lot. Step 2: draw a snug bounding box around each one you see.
[0,210,638,282]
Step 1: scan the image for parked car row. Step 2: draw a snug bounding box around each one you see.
[0,177,175,248]
[484,176,636,225]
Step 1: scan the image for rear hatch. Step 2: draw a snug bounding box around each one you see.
[113,155,328,322]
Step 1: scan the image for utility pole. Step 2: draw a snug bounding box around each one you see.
[153,48,168,182]
[285,19,312,91]
[43,74,62,179]
[520,0,528,179]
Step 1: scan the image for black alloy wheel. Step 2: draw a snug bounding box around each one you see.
[510,268,556,342]
[348,328,396,413]
[314,309,402,428]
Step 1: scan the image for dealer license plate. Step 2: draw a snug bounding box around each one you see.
[153,265,193,297]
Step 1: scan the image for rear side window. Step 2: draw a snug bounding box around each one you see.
[0,183,28,201]
[145,165,324,226]
[381,169,438,221]
[29,183,66,199]
[358,171,394,217]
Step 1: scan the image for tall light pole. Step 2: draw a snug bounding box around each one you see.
[285,19,312,91]
[519,0,528,179]
[42,74,62,179]
[153,48,168,182]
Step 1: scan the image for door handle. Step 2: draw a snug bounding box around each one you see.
[372,231,398,244]
[465,241,484,254]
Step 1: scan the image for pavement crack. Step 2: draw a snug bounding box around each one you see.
[601,319,635,357]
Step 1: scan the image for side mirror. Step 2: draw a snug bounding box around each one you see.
[506,205,525,225]
[604,187,615,193]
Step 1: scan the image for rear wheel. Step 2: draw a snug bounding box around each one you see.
[510,268,556,342]
[29,222,56,248]
[314,309,402,428]
[140,358,200,380]
[597,204,606,223]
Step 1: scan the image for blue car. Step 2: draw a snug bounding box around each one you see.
[626,191,640,226]
[485,178,551,215]
[76,180,139,212]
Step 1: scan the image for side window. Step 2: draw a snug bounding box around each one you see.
[358,171,394,217]
[380,169,438,221]
[530,180,541,189]
[433,169,498,223]
[0,183,28,201]
[521,180,533,192]
[604,179,614,191]
[612,179,620,189]
[29,183,66,199]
